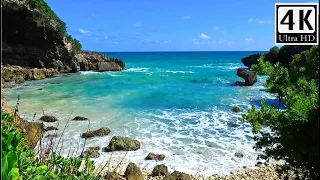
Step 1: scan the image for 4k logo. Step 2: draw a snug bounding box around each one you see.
[275,3,319,45]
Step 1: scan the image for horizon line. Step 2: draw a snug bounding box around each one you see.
[96,50,268,53]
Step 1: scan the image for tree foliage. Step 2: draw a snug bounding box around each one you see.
[26,0,82,51]
[251,55,274,75]
[241,45,319,179]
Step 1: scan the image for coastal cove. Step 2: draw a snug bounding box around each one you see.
[5,51,278,176]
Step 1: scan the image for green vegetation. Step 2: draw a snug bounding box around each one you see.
[241,45,319,179]
[26,0,82,51]
[251,55,274,75]
[1,112,100,180]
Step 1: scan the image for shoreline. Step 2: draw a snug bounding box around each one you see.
[3,72,273,178]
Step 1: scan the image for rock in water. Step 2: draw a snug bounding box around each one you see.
[234,152,244,158]
[104,136,140,152]
[124,162,144,180]
[151,164,170,177]
[232,106,240,113]
[145,152,165,161]
[236,68,257,86]
[81,127,111,139]
[72,116,88,121]
[39,115,58,122]
[45,126,58,131]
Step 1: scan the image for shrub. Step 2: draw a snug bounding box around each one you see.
[251,55,274,75]
[1,112,100,179]
[241,45,319,179]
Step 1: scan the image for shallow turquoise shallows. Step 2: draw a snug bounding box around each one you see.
[6,51,277,175]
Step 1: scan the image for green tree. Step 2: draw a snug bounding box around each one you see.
[241,45,319,179]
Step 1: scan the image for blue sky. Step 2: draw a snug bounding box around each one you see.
[46,0,317,52]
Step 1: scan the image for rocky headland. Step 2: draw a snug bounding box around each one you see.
[2,0,125,86]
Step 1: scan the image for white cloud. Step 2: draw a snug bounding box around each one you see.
[79,28,89,35]
[200,33,211,40]
[181,15,192,20]
[133,22,142,27]
[248,18,272,24]
[164,40,172,43]
[258,20,272,24]
[245,37,253,41]
[212,26,220,31]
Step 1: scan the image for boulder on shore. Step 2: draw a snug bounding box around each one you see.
[124,162,144,180]
[103,136,140,152]
[80,148,100,158]
[145,152,165,161]
[81,127,110,139]
[236,68,257,86]
[151,164,170,177]
[164,171,192,180]
[39,115,58,122]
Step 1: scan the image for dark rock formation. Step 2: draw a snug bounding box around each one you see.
[151,164,170,177]
[241,54,261,69]
[2,0,125,84]
[236,68,257,86]
[145,152,165,161]
[39,115,58,122]
[232,106,240,113]
[72,116,88,121]
[45,126,58,131]
[234,152,244,158]
[241,46,312,69]
[164,171,192,180]
[78,51,125,71]
[81,127,110,139]
[124,162,144,180]
[103,136,140,152]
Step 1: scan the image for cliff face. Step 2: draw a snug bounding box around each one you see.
[2,0,125,84]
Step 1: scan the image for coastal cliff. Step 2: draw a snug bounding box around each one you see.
[2,0,125,84]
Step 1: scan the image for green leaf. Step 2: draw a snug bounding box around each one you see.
[8,168,19,180]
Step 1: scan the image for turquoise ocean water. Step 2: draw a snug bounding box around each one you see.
[6,51,277,175]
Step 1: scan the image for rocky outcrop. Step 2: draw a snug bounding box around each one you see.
[236,68,257,86]
[81,127,111,139]
[2,0,125,84]
[145,152,165,161]
[2,66,58,83]
[103,136,140,152]
[151,164,170,177]
[241,54,261,69]
[124,163,144,180]
[78,51,125,71]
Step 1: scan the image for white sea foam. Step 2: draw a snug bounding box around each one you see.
[165,70,195,74]
[125,67,149,72]
[80,71,99,75]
